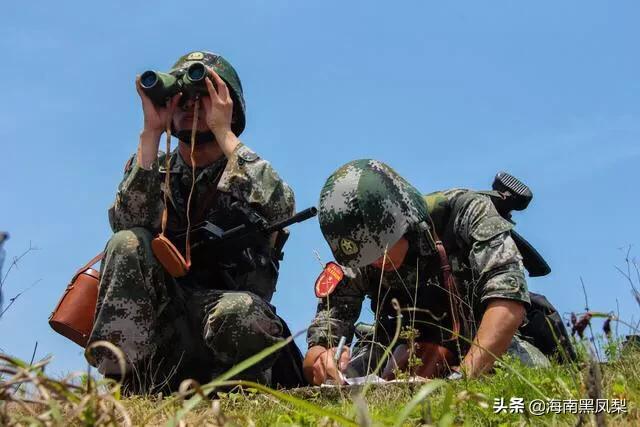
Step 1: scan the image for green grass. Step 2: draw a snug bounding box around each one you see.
[3,347,639,426]
[168,353,637,426]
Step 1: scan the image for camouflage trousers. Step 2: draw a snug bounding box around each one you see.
[86,227,284,391]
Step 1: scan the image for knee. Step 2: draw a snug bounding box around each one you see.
[106,227,153,258]
[207,292,281,335]
[210,292,262,319]
[203,292,283,364]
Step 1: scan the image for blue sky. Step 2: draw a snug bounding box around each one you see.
[1,1,639,376]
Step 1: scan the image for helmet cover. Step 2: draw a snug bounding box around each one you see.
[170,51,246,136]
[318,159,429,268]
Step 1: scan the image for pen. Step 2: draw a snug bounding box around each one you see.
[334,336,347,364]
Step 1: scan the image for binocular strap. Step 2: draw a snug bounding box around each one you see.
[157,98,201,275]
[183,98,201,269]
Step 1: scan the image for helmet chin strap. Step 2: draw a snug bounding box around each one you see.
[411,221,437,256]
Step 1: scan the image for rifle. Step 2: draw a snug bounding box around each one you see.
[180,203,317,282]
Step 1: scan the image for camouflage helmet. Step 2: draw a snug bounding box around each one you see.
[170,51,246,136]
[318,159,429,268]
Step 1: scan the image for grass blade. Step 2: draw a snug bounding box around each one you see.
[220,380,358,427]
[392,380,445,427]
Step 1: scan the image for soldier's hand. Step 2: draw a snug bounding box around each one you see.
[201,66,234,139]
[135,75,181,136]
[310,347,350,385]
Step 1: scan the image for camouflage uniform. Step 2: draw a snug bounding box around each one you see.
[87,51,297,389]
[307,159,549,375]
[88,140,295,386]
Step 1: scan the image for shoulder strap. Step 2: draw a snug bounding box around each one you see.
[423,192,450,236]
[423,191,448,218]
[475,189,503,198]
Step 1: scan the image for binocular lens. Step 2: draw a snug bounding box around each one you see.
[140,71,158,88]
[187,63,206,82]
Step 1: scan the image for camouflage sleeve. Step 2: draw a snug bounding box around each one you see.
[108,154,163,233]
[453,193,530,306]
[306,269,367,349]
[217,143,295,222]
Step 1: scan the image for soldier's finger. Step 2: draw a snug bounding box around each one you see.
[313,359,327,384]
[313,371,325,386]
[136,76,152,104]
[209,67,230,101]
[135,75,144,96]
[135,76,156,108]
[339,349,351,371]
[323,353,340,378]
[204,76,221,102]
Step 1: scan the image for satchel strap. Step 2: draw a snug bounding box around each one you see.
[74,252,105,278]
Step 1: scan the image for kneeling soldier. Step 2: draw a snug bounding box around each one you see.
[88,51,297,392]
[305,159,549,384]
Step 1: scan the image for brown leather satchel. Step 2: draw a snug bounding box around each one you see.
[49,252,104,347]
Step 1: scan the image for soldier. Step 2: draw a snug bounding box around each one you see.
[87,51,297,392]
[304,159,549,385]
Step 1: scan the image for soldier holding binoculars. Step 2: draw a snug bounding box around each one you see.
[86,51,298,392]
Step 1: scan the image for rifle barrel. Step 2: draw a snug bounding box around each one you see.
[267,207,317,233]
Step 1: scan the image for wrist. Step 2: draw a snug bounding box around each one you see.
[461,352,483,378]
[211,125,232,139]
[140,128,163,140]
[138,130,162,170]
[213,128,238,155]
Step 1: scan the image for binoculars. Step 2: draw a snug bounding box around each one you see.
[140,62,211,106]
